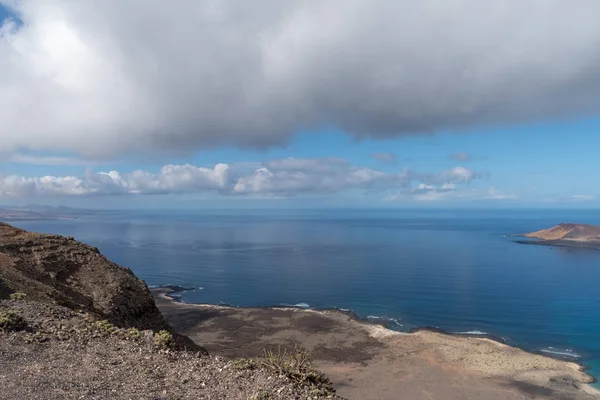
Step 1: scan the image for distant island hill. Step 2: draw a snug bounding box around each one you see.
[516,223,600,249]
[0,207,79,221]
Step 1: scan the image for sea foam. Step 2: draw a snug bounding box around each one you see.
[366,315,403,327]
[540,348,581,358]
[454,330,488,335]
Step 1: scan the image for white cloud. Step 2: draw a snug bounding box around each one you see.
[439,166,476,184]
[0,164,229,197]
[233,158,397,195]
[0,158,479,198]
[371,153,397,164]
[410,166,479,186]
[384,183,518,202]
[232,158,479,196]
[1,1,600,157]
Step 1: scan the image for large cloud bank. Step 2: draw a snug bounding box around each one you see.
[1,0,600,157]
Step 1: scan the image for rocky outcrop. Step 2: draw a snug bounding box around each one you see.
[0,223,201,351]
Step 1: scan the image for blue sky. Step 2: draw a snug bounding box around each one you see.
[1,1,599,209]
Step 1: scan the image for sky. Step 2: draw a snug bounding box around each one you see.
[1,1,599,209]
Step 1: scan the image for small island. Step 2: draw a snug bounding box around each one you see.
[516,223,600,249]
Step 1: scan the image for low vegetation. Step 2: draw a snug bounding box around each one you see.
[262,345,335,396]
[231,357,259,371]
[95,319,117,334]
[0,310,27,332]
[153,330,174,349]
[9,292,27,301]
[231,345,336,397]
[24,332,49,343]
[127,327,141,340]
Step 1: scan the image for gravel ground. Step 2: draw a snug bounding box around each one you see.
[0,300,341,400]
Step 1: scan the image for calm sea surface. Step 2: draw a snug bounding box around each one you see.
[12,209,600,384]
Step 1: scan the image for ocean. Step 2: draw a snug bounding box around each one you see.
[11,208,600,385]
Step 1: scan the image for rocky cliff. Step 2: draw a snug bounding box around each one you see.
[0,222,199,350]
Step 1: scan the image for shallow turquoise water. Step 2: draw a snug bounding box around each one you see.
[14,208,600,385]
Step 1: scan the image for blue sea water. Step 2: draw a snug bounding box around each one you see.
[11,208,600,385]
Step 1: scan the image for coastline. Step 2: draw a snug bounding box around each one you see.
[514,238,600,250]
[153,285,600,399]
[156,284,596,377]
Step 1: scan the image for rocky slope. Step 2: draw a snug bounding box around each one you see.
[0,299,337,399]
[0,222,172,329]
[0,222,204,350]
[0,223,338,399]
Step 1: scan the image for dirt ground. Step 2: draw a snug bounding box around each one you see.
[153,288,600,400]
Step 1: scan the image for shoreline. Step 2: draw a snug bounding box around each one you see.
[160,285,511,343]
[514,238,600,250]
[154,285,599,396]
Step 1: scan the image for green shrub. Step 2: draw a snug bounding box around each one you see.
[9,292,27,301]
[95,319,117,334]
[231,358,258,371]
[260,345,335,396]
[0,310,27,332]
[153,330,174,349]
[24,332,49,343]
[127,328,141,340]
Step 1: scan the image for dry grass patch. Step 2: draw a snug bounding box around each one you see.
[261,345,335,397]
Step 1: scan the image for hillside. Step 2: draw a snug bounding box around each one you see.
[0,223,337,399]
[0,222,175,333]
[523,223,600,244]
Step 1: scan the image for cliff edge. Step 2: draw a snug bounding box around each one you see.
[0,222,199,350]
